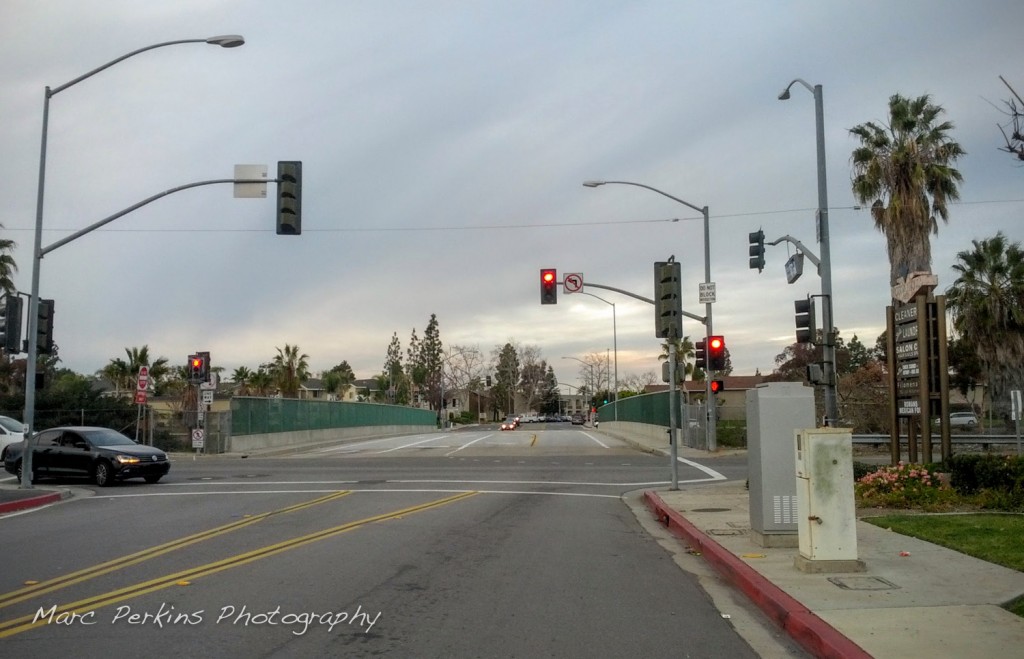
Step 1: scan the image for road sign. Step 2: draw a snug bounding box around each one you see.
[136,366,149,392]
[134,390,147,405]
[563,273,583,294]
[698,282,716,303]
[202,389,214,405]
[191,428,205,449]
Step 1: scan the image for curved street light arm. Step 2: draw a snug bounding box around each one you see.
[50,36,244,97]
[583,180,705,215]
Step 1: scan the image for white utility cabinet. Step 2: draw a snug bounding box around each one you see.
[794,427,858,562]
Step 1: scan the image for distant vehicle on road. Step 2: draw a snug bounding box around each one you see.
[571,414,584,425]
[500,417,518,431]
[4,426,170,486]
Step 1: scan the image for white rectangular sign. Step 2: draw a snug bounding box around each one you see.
[698,282,716,303]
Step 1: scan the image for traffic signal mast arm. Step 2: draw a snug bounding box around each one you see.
[38,177,271,258]
[766,235,821,273]
[582,281,706,325]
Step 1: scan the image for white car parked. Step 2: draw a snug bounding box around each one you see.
[0,416,26,459]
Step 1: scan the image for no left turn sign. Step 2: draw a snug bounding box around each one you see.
[564,273,583,293]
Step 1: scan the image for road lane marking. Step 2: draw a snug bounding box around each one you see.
[444,433,494,457]
[0,491,478,639]
[372,436,444,454]
[580,432,610,448]
[0,491,351,611]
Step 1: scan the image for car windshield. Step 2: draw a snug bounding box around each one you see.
[82,428,137,447]
[0,416,25,433]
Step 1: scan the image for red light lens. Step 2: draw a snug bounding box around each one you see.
[709,337,723,350]
[542,272,555,283]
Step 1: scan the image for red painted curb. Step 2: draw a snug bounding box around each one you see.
[644,490,872,659]
[0,491,62,514]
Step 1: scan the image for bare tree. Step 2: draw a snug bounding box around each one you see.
[998,76,1024,161]
[445,344,485,393]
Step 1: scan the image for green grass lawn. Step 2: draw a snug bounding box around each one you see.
[863,513,1024,616]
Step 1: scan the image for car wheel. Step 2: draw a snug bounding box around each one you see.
[144,475,163,484]
[94,460,114,487]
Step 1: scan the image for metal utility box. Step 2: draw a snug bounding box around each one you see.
[795,428,861,568]
[746,382,815,546]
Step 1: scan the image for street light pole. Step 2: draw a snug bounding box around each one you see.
[583,180,717,450]
[561,356,596,423]
[578,291,618,421]
[21,36,244,488]
[779,79,838,425]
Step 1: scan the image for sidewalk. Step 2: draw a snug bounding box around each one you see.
[611,428,1024,658]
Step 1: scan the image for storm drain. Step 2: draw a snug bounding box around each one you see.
[691,507,731,512]
[828,576,901,591]
[707,528,747,536]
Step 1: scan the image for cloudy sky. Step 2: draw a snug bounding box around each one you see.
[2,1,1022,390]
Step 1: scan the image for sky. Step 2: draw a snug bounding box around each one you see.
[1,0,1023,391]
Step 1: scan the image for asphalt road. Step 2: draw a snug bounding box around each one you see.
[0,425,802,658]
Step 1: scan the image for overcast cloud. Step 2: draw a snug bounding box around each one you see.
[1,1,1022,389]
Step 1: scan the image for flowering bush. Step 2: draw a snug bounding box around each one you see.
[855,462,955,509]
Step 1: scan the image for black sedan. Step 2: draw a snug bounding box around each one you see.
[3,426,170,486]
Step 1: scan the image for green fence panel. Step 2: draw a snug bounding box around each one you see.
[597,391,681,428]
[231,397,436,436]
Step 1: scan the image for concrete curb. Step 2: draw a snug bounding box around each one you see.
[0,490,63,514]
[643,490,872,659]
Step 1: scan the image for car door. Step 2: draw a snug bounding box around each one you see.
[57,431,93,477]
[31,430,62,475]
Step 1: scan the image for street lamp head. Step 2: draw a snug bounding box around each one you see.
[582,180,605,188]
[206,34,245,48]
[777,88,791,101]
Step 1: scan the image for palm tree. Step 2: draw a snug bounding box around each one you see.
[248,368,275,396]
[271,344,309,398]
[0,225,17,296]
[659,336,696,379]
[98,358,131,393]
[945,232,1024,418]
[124,345,169,393]
[850,94,966,287]
[231,366,253,395]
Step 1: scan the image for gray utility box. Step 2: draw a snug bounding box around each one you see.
[746,382,816,546]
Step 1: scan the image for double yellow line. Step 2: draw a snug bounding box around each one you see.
[0,490,476,638]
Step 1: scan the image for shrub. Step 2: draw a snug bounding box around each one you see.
[948,454,1024,494]
[855,462,955,509]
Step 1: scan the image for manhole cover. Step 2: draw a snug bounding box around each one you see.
[828,576,900,591]
[691,507,730,512]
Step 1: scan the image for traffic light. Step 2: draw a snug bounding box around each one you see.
[36,299,54,354]
[0,296,23,353]
[654,260,682,339]
[188,354,203,382]
[710,379,725,394]
[197,351,211,383]
[694,339,707,370]
[540,268,557,304]
[748,229,765,272]
[276,161,302,235]
[794,298,816,344]
[707,335,726,370]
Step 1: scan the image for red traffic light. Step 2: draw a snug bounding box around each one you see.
[709,379,725,393]
[191,358,202,368]
[540,268,558,304]
[707,335,726,370]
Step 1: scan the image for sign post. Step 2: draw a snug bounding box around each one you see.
[134,367,149,443]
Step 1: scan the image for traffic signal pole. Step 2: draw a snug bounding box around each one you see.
[20,176,270,488]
